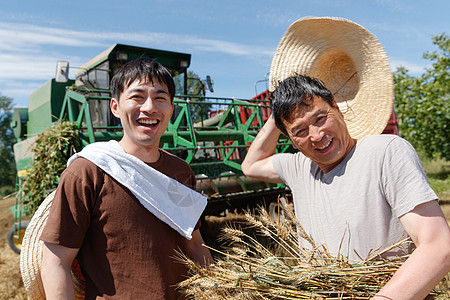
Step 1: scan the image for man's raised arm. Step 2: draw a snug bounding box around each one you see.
[241,115,284,183]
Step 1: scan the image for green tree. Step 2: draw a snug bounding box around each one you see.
[394,33,449,160]
[0,93,17,187]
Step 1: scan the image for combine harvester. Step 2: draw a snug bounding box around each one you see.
[7,44,294,253]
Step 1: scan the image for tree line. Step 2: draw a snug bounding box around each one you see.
[0,33,448,193]
[394,33,449,161]
[0,94,16,193]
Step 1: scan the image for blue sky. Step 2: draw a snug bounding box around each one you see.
[0,0,448,108]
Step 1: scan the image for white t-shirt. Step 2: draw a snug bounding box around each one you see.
[272,134,437,261]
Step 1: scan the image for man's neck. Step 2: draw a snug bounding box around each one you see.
[317,138,357,173]
[118,140,161,163]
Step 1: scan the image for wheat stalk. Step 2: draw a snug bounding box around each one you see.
[178,200,448,299]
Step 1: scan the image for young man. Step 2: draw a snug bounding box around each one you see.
[40,58,212,299]
[241,75,450,299]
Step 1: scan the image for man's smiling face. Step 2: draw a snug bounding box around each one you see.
[110,78,174,153]
[282,96,356,173]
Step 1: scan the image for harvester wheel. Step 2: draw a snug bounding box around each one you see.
[7,221,29,254]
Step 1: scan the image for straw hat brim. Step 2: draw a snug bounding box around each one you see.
[20,190,85,299]
[269,16,394,139]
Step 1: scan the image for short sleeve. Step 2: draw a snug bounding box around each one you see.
[40,158,104,248]
[272,152,310,189]
[272,153,293,185]
[382,137,438,217]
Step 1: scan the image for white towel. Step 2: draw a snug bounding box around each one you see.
[67,140,207,240]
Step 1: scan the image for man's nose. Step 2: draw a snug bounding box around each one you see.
[140,97,156,112]
[309,125,324,142]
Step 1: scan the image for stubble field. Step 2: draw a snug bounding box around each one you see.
[0,196,27,299]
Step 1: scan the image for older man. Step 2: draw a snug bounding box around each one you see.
[242,75,450,299]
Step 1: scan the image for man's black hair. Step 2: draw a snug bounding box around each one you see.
[270,75,334,136]
[110,57,175,101]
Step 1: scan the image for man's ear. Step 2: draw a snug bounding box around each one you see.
[110,98,120,118]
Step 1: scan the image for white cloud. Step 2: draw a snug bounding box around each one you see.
[0,21,274,79]
[0,21,274,107]
[0,53,58,80]
[0,22,106,51]
[0,21,274,58]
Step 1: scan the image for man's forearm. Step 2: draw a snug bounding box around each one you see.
[241,115,282,182]
[41,243,78,300]
[41,263,76,300]
[373,242,450,299]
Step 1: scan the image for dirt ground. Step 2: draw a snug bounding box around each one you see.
[0,197,27,300]
[1,196,449,299]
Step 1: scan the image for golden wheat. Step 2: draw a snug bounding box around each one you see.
[179,201,449,299]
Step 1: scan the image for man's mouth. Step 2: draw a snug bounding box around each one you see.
[315,138,333,151]
[137,119,159,126]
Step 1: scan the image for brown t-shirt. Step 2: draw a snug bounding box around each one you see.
[41,149,199,299]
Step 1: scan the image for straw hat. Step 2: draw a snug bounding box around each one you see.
[20,190,85,299]
[269,16,394,139]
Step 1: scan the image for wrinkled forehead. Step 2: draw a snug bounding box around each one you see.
[284,96,332,123]
[284,104,310,125]
[283,96,314,121]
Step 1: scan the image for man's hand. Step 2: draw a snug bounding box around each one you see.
[41,242,79,300]
[241,115,284,183]
[374,200,450,299]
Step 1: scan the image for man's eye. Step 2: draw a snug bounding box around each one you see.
[155,95,170,102]
[316,115,326,124]
[295,129,307,137]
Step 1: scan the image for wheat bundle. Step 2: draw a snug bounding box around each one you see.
[179,200,448,299]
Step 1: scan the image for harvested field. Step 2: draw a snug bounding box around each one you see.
[0,196,449,299]
[0,197,27,300]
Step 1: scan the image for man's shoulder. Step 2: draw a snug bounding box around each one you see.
[358,134,405,151]
[360,134,399,143]
[67,156,98,169]
[354,134,418,167]
[64,157,103,178]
